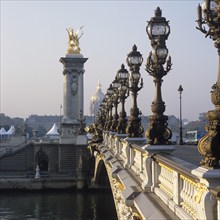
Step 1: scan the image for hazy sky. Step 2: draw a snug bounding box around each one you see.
[1,0,218,121]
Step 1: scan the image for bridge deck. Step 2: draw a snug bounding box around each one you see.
[171,144,203,166]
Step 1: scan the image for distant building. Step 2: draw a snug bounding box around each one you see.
[0,113,24,127]
[25,115,61,130]
[198,112,208,124]
[89,81,104,117]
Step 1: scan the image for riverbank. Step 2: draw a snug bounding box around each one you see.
[0,176,87,190]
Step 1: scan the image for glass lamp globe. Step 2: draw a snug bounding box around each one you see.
[202,0,218,13]
[112,78,120,90]
[127,56,143,65]
[121,85,127,92]
[178,85,183,94]
[127,45,143,67]
[132,72,141,80]
[152,46,168,64]
[107,85,114,95]
[146,7,170,41]
[117,64,129,80]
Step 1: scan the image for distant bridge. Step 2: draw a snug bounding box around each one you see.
[89,132,220,220]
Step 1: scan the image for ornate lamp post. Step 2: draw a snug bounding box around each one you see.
[98,101,107,130]
[116,64,129,134]
[105,85,114,131]
[178,85,184,145]
[111,78,120,132]
[126,45,144,138]
[103,95,110,130]
[145,7,172,145]
[196,0,220,168]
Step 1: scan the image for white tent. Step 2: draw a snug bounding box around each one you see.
[0,127,7,141]
[46,123,59,139]
[0,128,7,135]
[6,126,15,135]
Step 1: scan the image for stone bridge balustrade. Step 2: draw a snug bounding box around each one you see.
[152,154,219,220]
[109,132,117,150]
[210,186,220,220]
[103,131,111,148]
[113,134,127,157]
[91,134,219,220]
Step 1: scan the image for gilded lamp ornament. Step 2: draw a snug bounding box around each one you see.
[196,0,220,168]
[145,7,172,145]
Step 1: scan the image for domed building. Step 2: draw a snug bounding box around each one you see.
[89,81,104,117]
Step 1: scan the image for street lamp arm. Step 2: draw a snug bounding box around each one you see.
[146,57,171,78]
[196,22,208,35]
[146,53,155,75]
[166,55,172,72]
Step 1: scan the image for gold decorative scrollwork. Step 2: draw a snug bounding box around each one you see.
[194,183,207,203]
[133,212,143,220]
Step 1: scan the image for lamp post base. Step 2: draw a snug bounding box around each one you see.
[145,115,172,145]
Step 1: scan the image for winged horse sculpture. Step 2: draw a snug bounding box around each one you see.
[66,26,84,54]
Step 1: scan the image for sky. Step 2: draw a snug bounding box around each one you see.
[0,0,218,121]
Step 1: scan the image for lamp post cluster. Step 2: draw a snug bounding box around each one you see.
[86,3,220,168]
[88,7,174,145]
[89,45,144,139]
[145,7,172,145]
[196,0,220,168]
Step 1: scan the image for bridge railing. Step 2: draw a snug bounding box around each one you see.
[101,131,219,220]
[0,139,32,159]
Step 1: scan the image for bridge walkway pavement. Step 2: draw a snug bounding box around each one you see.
[171,144,203,166]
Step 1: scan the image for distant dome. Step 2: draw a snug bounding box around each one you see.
[90,81,104,116]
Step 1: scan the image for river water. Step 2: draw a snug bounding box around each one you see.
[0,190,117,220]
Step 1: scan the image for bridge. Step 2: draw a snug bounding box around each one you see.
[86,4,220,220]
[87,132,220,220]
[0,3,220,220]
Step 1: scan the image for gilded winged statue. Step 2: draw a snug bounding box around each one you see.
[66,26,84,54]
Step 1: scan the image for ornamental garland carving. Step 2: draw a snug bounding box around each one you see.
[211,83,220,106]
[104,161,142,220]
[71,73,78,95]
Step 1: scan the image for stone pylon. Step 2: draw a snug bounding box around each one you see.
[59,53,88,144]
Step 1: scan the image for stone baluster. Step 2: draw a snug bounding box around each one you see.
[103,132,108,146]
[114,137,120,157]
[152,160,160,191]
[122,142,131,168]
[180,178,186,209]
[173,171,181,205]
[180,176,198,219]
[129,147,135,169]
[158,164,173,198]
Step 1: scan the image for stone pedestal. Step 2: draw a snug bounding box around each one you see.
[58,53,88,176]
[141,144,176,191]
[191,167,220,220]
[59,54,88,144]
